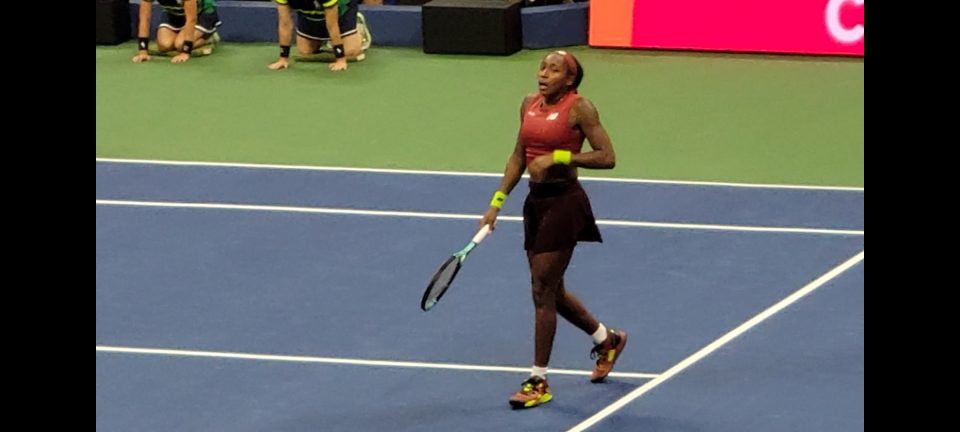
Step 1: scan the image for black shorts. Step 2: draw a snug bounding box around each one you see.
[523,180,602,253]
[295,0,359,41]
[160,11,223,36]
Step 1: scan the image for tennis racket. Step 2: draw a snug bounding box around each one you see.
[420,224,492,311]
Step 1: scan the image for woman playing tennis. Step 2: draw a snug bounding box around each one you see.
[479,51,627,409]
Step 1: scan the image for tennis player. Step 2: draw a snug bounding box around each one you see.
[478,51,627,409]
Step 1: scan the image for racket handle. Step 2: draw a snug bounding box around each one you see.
[472,224,492,244]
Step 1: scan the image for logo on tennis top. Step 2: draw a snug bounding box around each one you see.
[547,113,559,121]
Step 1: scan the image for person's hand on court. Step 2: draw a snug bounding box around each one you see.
[171,52,191,63]
[527,154,555,182]
[329,58,348,72]
[132,52,151,63]
[269,58,290,70]
[480,207,499,231]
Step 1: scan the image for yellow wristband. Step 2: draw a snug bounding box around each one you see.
[490,191,508,209]
[553,150,572,165]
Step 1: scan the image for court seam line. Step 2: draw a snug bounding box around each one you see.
[95,345,659,379]
[95,158,864,192]
[95,199,865,236]
[564,250,865,432]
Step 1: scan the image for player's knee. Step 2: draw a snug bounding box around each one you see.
[297,44,314,56]
[531,282,557,307]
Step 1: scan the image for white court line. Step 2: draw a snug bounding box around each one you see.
[95,345,660,379]
[566,251,865,432]
[95,158,864,192]
[95,199,865,236]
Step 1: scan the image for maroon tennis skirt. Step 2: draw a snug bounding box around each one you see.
[523,180,602,253]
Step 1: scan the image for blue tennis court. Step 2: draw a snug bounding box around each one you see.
[96,159,863,432]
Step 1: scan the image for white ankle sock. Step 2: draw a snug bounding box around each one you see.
[591,323,608,345]
[531,366,548,379]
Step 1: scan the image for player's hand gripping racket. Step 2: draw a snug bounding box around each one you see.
[420,224,493,311]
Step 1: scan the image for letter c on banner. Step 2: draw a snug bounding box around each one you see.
[826,0,864,44]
